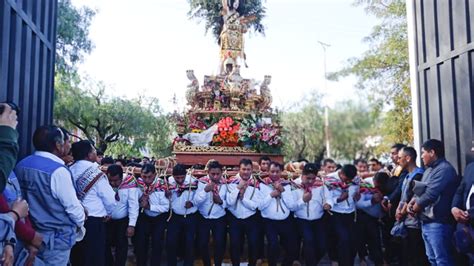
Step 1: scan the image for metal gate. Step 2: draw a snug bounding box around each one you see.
[0,0,58,158]
[408,0,474,174]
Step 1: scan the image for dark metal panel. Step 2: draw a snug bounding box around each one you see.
[412,0,474,173]
[452,0,468,48]
[419,69,430,141]
[436,0,451,54]
[427,65,442,140]
[1,0,58,158]
[439,60,459,171]
[454,54,472,174]
[423,0,437,61]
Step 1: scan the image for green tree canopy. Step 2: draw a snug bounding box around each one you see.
[281,93,380,163]
[54,77,173,155]
[188,0,266,43]
[329,0,412,148]
[56,0,96,74]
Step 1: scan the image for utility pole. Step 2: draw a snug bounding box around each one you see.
[318,41,331,158]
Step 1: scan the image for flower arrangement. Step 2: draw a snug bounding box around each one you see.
[239,114,282,153]
[212,117,240,147]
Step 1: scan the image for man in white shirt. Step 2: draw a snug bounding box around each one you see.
[194,160,227,266]
[105,164,139,266]
[70,140,117,266]
[325,164,359,266]
[166,164,198,266]
[15,125,86,266]
[226,159,262,266]
[293,163,332,266]
[134,164,169,266]
[259,161,298,266]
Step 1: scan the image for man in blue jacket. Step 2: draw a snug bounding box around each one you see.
[408,139,460,266]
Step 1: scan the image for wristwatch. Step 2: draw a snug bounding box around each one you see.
[4,237,16,249]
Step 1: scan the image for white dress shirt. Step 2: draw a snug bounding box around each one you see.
[326,171,359,214]
[226,175,261,219]
[466,185,474,210]
[111,187,140,226]
[194,179,227,219]
[293,185,332,220]
[168,175,198,215]
[259,181,297,220]
[137,188,169,217]
[35,151,85,226]
[70,160,117,218]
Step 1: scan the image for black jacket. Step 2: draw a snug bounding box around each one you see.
[452,162,474,219]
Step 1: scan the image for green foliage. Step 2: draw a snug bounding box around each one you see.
[328,0,412,146]
[56,0,96,74]
[188,0,266,43]
[281,93,380,162]
[54,76,173,155]
[329,101,380,160]
[281,94,325,162]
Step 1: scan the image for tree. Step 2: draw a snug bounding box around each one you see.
[54,78,173,155]
[188,0,266,43]
[281,94,325,162]
[329,101,379,160]
[329,0,412,148]
[56,0,96,74]
[281,93,380,162]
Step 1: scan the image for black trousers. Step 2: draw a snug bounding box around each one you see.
[264,217,298,266]
[105,217,129,266]
[296,218,326,266]
[355,211,383,265]
[255,210,265,259]
[70,216,107,266]
[166,212,197,266]
[134,213,167,266]
[324,212,339,262]
[331,212,356,266]
[401,227,430,266]
[197,215,227,266]
[228,213,259,266]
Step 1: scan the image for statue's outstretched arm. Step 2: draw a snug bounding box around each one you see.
[222,0,229,14]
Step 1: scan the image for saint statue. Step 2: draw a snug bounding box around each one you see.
[220,0,255,74]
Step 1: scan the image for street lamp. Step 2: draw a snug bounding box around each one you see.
[318,41,331,158]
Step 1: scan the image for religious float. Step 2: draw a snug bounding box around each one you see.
[170,0,284,168]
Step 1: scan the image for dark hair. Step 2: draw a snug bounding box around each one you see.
[208,160,223,171]
[369,158,381,165]
[303,163,320,175]
[133,158,142,164]
[125,162,141,167]
[373,172,390,187]
[32,125,64,152]
[143,156,150,160]
[141,163,156,174]
[97,150,104,156]
[101,156,115,165]
[336,164,342,170]
[340,164,357,180]
[323,158,335,166]
[298,158,309,163]
[421,139,445,158]
[107,164,123,178]
[354,159,367,165]
[259,156,271,164]
[391,143,406,152]
[269,161,283,171]
[239,158,253,167]
[173,164,187,176]
[59,127,70,141]
[71,140,94,161]
[401,146,417,161]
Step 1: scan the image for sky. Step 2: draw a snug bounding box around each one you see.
[71,0,378,113]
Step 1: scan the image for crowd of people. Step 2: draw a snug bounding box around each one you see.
[0,103,474,266]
